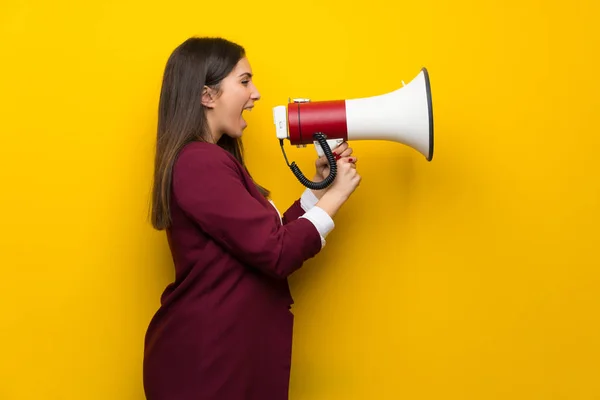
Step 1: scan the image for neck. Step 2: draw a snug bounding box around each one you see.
[205,112,222,143]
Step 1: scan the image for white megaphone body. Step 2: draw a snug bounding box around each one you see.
[273,67,434,190]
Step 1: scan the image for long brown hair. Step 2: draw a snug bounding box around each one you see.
[150,37,269,230]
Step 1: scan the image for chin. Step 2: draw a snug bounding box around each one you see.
[221,130,244,140]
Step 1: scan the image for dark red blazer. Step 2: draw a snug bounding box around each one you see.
[143,141,323,399]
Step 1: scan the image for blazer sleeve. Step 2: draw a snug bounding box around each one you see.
[282,188,320,224]
[172,145,323,279]
[282,200,304,224]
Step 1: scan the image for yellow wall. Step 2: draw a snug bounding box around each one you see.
[1,0,599,398]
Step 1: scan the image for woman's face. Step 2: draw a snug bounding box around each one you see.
[205,57,261,141]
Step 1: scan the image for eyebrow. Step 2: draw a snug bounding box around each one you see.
[238,72,253,78]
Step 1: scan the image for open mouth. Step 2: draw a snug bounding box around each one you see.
[241,106,253,127]
[241,106,253,118]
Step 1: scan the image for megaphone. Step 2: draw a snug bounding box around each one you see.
[273,67,434,189]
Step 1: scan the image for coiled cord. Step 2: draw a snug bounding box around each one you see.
[279,133,337,190]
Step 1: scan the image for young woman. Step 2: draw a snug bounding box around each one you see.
[143,36,361,400]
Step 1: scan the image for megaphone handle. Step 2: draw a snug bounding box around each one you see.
[279,133,337,190]
[314,138,345,157]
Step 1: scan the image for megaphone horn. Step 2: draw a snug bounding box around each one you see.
[273,67,434,189]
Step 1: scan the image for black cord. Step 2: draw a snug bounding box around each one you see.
[279,133,337,190]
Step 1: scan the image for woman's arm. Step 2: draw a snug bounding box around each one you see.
[172,144,333,279]
[281,187,321,224]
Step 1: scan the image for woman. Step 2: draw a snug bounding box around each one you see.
[143,36,361,400]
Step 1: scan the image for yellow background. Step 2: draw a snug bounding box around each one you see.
[1,0,599,398]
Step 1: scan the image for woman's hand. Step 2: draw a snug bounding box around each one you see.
[314,141,355,180]
[314,156,362,219]
[311,142,357,199]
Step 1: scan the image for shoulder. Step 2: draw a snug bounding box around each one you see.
[177,141,238,166]
[174,141,242,176]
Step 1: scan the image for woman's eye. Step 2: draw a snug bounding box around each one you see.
[241,80,249,85]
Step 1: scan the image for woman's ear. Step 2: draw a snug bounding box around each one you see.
[201,86,216,108]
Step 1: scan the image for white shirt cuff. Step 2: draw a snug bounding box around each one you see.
[300,188,319,212]
[300,206,335,248]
